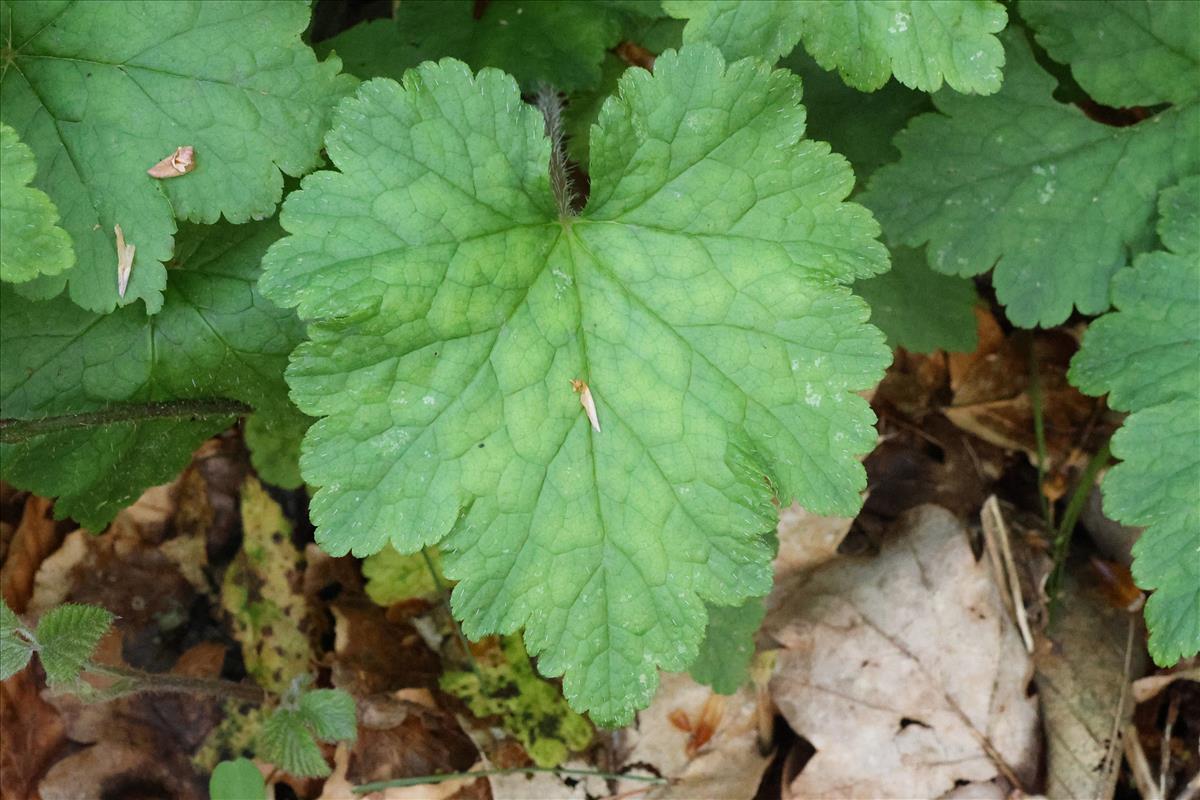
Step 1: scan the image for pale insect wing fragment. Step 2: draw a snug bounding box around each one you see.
[114,224,136,298]
[147,145,195,178]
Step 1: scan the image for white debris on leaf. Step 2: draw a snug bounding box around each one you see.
[146,145,195,179]
[570,379,601,432]
[114,224,136,298]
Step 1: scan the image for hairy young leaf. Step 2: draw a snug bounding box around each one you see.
[34,602,114,685]
[0,123,72,284]
[1020,0,1200,108]
[297,689,358,743]
[210,759,267,800]
[0,219,302,529]
[262,46,889,724]
[0,0,352,313]
[317,0,625,91]
[689,597,765,694]
[663,0,1007,93]
[259,709,329,778]
[1070,178,1200,665]
[0,600,33,680]
[863,31,1200,327]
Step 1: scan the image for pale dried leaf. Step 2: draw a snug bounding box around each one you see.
[768,505,1039,798]
[1035,572,1144,800]
[616,671,770,800]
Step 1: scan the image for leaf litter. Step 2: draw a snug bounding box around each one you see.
[3,10,1199,800]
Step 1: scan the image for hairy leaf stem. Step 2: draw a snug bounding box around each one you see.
[86,662,270,704]
[536,85,578,219]
[0,398,251,444]
[354,766,668,793]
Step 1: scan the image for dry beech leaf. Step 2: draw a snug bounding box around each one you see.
[767,505,1039,798]
[615,671,770,800]
[146,146,196,179]
[1034,571,1145,800]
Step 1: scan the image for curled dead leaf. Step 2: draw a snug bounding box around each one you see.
[147,145,195,179]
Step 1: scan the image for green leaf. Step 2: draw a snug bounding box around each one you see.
[244,404,311,490]
[1069,253,1199,411]
[262,46,888,725]
[297,688,358,743]
[209,759,267,800]
[0,600,34,680]
[1020,0,1200,108]
[862,30,1200,327]
[1157,175,1200,256]
[1069,177,1200,410]
[564,16,685,167]
[317,1,624,91]
[689,597,765,694]
[661,0,805,65]
[441,635,592,767]
[33,603,114,686]
[0,0,352,313]
[663,0,1007,93]
[1069,179,1200,666]
[855,245,978,353]
[0,122,73,284]
[259,708,329,778]
[0,218,302,529]
[1109,400,1200,667]
[362,546,444,606]
[780,47,930,187]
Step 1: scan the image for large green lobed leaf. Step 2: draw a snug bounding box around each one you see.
[1070,177,1200,666]
[0,0,352,313]
[0,219,302,529]
[1021,0,1200,109]
[318,0,626,92]
[663,0,1007,93]
[0,122,73,284]
[863,30,1200,327]
[262,46,889,724]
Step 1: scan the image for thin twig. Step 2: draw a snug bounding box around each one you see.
[1124,722,1163,800]
[1026,338,1052,528]
[1176,771,1200,800]
[1102,617,1136,800]
[353,766,668,794]
[0,398,251,443]
[982,496,1034,653]
[1160,692,1180,799]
